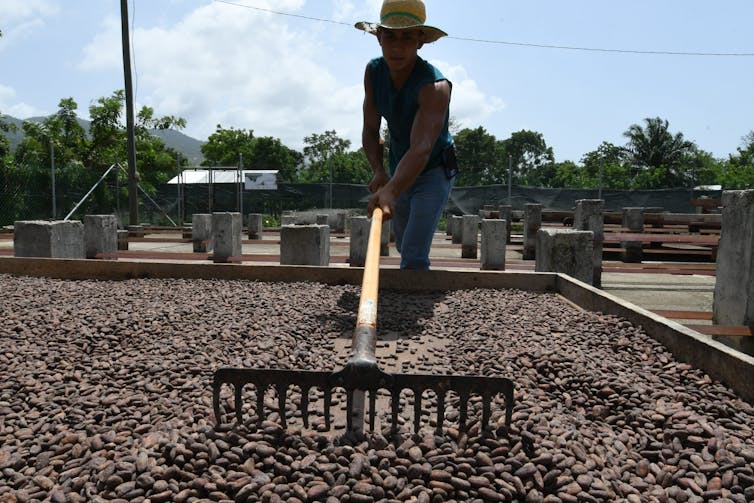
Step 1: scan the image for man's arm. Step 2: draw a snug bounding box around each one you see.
[368,79,451,217]
[362,64,389,194]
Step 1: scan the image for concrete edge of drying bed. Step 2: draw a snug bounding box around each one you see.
[557,273,754,405]
[1,256,752,405]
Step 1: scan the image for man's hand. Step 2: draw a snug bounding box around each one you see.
[368,170,390,193]
[367,185,396,220]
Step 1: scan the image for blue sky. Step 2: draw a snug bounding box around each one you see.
[1,0,753,163]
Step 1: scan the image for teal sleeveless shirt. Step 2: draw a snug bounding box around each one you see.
[368,56,453,175]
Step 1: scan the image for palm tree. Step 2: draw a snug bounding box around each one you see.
[622,117,696,187]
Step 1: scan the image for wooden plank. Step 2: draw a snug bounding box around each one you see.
[687,325,754,337]
[652,310,713,320]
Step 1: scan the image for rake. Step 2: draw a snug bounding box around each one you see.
[212,208,514,435]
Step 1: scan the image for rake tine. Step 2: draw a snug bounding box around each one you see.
[368,390,376,432]
[212,380,222,426]
[459,391,469,434]
[234,383,244,424]
[390,389,401,435]
[413,389,422,434]
[256,384,265,428]
[435,391,445,436]
[301,387,310,428]
[482,393,492,432]
[277,385,287,429]
[324,389,332,430]
[346,389,354,432]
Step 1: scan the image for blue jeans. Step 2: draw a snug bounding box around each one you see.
[392,167,455,270]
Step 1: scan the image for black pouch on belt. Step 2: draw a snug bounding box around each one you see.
[442,145,459,179]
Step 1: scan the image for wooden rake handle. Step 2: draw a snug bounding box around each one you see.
[350,207,383,366]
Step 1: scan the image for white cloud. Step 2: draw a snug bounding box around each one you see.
[0,0,57,50]
[79,16,123,71]
[91,0,364,149]
[430,60,505,130]
[0,0,57,22]
[0,84,41,117]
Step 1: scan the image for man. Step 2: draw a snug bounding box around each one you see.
[356,0,457,270]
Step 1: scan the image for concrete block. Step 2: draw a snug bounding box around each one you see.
[212,212,242,263]
[451,215,463,244]
[117,230,129,251]
[621,207,644,263]
[380,218,390,256]
[248,213,263,240]
[280,224,330,266]
[461,215,480,259]
[713,190,754,353]
[523,203,543,260]
[535,229,594,285]
[349,216,369,267]
[84,214,118,259]
[127,225,144,238]
[445,213,454,236]
[192,214,213,253]
[14,220,85,259]
[281,214,297,226]
[574,199,605,287]
[480,219,506,270]
[182,225,192,239]
[333,212,347,234]
[498,205,512,244]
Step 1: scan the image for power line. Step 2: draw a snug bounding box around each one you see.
[213,0,754,57]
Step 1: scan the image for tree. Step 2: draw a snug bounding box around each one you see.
[453,127,504,186]
[300,130,371,183]
[718,131,754,189]
[622,117,697,188]
[243,136,301,183]
[201,125,255,167]
[500,130,555,186]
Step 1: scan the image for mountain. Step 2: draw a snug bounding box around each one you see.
[1,114,205,165]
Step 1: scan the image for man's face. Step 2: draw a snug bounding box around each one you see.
[377,28,424,72]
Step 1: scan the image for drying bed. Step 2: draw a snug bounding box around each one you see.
[1,273,753,502]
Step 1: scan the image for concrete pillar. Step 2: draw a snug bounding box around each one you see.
[445,213,454,236]
[621,207,644,263]
[127,225,144,238]
[316,214,329,226]
[480,219,506,270]
[212,212,242,263]
[461,215,480,259]
[248,213,263,240]
[333,212,347,234]
[535,229,594,285]
[451,215,463,244]
[192,214,213,253]
[380,218,390,257]
[14,220,85,259]
[523,203,542,260]
[349,216,369,267]
[182,225,192,239]
[117,230,129,250]
[713,190,754,354]
[84,214,118,259]
[280,224,330,266]
[498,205,512,244]
[281,214,297,226]
[574,199,604,287]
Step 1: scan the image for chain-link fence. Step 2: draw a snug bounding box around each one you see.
[1,166,722,227]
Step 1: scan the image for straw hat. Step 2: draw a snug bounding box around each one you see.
[355,0,447,43]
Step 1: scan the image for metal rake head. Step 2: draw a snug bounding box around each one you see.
[212,366,514,436]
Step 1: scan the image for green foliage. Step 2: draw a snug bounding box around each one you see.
[201,126,302,182]
[300,130,372,184]
[453,126,505,186]
[718,131,754,189]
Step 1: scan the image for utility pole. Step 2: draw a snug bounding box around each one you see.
[50,139,56,219]
[120,0,138,226]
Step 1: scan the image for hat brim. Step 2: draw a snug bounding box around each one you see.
[355,21,447,44]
